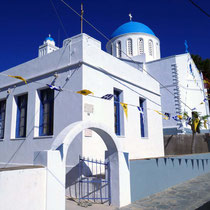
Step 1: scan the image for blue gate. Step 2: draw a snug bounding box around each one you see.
[78,156,111,204]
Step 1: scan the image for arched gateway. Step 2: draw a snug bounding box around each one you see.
[34,121,131,210]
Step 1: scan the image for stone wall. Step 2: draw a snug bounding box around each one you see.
[164,133,210,155]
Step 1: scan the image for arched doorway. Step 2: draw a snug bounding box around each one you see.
[34,121,131,210]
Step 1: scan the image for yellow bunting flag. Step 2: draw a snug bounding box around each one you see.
[204,120,207,129]
[8,75,27,84]
[200,102,204,105]
[204,80,210,85]
[177,115,183,120]
[194,118,199,132]
[154,110,169,120]
[76,89,93,96]
[120,102,128,119]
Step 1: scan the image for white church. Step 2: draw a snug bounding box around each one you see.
[0,18,208,169]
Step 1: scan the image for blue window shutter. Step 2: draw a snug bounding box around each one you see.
[39,98,44,136]
[114,89,121,135]
[39,88,54,136]
[140,99,145,137]
[16,103,20,138]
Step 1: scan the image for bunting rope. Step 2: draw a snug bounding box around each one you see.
[1,71,209,126]
[60,0,197,112]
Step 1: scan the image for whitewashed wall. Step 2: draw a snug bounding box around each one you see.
[0,33,164,170]
[106,33,160,62]
[82,34,164,159]
[146,53,209,134]
[0,166,46,210]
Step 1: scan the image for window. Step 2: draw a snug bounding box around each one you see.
[0,100,6,139]
[16,94,28,138]
[139,98,148,137]
[156,42,159,58]
[116,41,122,58]
[138,38,144,55]
[114,89,121,135]
[148,40,153,56]
[39,88,54,136]
[127,38,133,56]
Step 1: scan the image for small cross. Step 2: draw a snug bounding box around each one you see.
[129,13,132,21]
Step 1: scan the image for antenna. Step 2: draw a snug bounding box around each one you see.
[81,3,84,33]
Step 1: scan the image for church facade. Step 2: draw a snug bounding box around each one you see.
[0,28,165,169]
[106,20,209,135]
[0,19,208,170]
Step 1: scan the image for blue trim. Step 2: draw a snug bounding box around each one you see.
[39,89,54,136]
[16,95,27,138]
[111,21,155,39]
[114,90,121,135]
[16,102,20,138]
[39,96,44,136]
[0,100,6,139]
[140,99,145,137]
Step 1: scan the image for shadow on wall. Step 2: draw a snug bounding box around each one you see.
[66,160,110,204]
[155,156,209,171]
[164,133,210,155]
[66,162,92,198]
[130,153,210,203]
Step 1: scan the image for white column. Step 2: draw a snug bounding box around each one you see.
[108,151,131,207]
[34,150,65,210]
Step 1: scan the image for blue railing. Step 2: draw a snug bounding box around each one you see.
[78,156,110,204]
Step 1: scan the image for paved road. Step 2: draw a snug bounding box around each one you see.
[66,172,210,210]
[121,172,210,210]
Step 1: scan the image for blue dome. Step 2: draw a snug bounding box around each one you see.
[111,21,155,39]
[45,36,54,42]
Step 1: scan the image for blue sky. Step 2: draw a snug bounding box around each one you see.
[0,0,209,72]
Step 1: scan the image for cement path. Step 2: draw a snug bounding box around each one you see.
[66,172,210,210]
[121,172,210,210]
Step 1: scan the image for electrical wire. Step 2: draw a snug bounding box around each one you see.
[49,0,69,38]
[60,0,194,111]
[188,0,210,18]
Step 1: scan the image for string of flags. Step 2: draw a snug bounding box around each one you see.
[0,72,209,125]
[187,56,206,91]
[8,75,27,84]
[47,84,62,91]
[76,89,94,96]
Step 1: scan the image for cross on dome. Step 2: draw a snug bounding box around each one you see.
[129,13,132,21]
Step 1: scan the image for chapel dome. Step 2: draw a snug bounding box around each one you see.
[45,36,54,42]
[111,21,155,39]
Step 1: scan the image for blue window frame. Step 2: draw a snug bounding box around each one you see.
[140,98,145,137]
[114,89,121,135]
[0,100,6,139]
[39,88,54,136]
[16,94,28,138]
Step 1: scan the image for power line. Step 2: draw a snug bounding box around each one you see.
[60,0,194,111]
[188,0,210,18]
[49,0,69,38]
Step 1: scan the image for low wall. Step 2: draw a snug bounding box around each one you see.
[130,153,210,202]
[0,166,46,210]
[164,133,210,155]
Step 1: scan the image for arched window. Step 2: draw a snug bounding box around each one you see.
[110,44,113,55]
[138,38,144,55]
[148,40,153,56]
[116,41,122,58]
[127,38,133,56]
